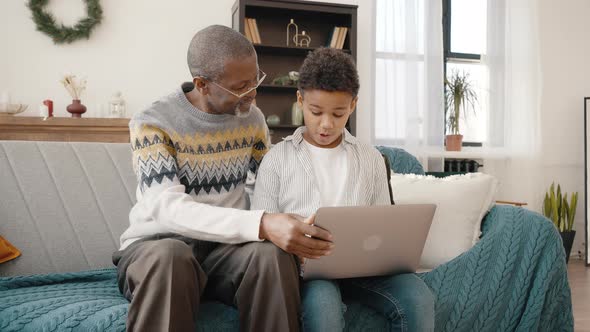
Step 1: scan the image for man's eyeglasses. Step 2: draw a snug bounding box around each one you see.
[200,69,266,99]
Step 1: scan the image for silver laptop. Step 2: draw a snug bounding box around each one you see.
[302,204,436,280]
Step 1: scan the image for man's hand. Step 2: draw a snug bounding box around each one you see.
[298,214,316,264]
[259,213,333,259]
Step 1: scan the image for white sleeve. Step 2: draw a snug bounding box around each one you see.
[131,180,264,243]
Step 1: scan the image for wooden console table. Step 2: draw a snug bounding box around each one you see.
[0,117,130,143]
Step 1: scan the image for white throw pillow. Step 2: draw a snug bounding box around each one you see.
[390,172,499,270]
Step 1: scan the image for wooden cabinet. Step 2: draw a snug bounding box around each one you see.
[232,0,357,143]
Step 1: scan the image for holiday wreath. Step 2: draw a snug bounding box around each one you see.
[27,0,103,44]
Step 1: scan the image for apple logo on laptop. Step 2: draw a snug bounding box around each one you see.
[363,235,382,251]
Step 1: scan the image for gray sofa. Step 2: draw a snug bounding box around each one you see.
[0,141,574,331]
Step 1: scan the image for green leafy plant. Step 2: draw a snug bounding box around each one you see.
[445,70,478,135]
[271,71,300,86]
[543,183,578,232]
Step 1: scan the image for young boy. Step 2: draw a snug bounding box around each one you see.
[252,48,435,331]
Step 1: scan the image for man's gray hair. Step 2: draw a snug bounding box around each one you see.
[187,25,256,80]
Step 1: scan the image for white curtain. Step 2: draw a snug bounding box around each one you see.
[373,0,445,171]
[484,0,543,210]
[486,0,542,156]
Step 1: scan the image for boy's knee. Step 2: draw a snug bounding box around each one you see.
[303,280,343,309]
[304,280,341,299]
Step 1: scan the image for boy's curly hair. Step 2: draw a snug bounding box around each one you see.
[298,47,359,97]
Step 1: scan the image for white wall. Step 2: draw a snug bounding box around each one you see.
[0,0,373,143]
[0,0,234,118]
[537,0,590,258]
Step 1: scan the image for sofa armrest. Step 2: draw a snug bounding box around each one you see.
[422,204,573,331]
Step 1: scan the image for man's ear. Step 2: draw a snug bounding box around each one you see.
[297,90,303,106]
[193,77,209,95]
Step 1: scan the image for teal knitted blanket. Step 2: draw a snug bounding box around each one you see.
[422,205,573,332]
[0,206,573,331]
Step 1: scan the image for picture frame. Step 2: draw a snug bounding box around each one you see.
[584,97,590,265]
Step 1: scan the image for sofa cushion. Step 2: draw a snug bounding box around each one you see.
[0,141,136,277]
[390,172,498,270]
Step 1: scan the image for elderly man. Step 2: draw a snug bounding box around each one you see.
[112,25,333,332]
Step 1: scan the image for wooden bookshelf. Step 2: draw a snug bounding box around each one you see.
[232,0,357,143]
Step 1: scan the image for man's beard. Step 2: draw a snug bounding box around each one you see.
[235,99,252,118]
[235,104,251,118]
[206,100,251,118]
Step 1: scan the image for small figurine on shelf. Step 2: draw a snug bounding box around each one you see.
[286,18,298,46]
[43,99,53,118]
[294,31,311,47]
[109,91,126,118]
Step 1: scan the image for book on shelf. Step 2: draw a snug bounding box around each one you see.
[253,19,262,44]
[246,18,261,44]
[328,27,339,48]
[327,26,348,49]
[245,18,256,44]
[337,27,348,49]
[244,19,253,42]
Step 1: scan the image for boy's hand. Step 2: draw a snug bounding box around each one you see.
[259,213,333,259]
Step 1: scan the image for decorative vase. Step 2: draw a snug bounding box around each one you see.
[266,114,280,126]
[286,19,298,46]
[66,99,87,118]
[560,230,576,264]
[291,102,303,126]
[445,134,463,151]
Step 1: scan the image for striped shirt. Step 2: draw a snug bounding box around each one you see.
[251,127,391,217]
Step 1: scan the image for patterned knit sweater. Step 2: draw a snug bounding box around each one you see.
[119,87,269,249]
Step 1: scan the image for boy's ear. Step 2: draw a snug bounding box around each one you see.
[193,77,209,95]
[297,90,303,106]
[350,96,358,113]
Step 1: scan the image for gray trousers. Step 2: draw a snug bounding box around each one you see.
[112,233,301,332]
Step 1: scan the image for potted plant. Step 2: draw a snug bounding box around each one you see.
[542,183,578,263]
[444,70,478,151]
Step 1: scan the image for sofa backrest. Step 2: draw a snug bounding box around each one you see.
[0,141,136,277]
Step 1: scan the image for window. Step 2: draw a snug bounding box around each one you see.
[443,0,488,145]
